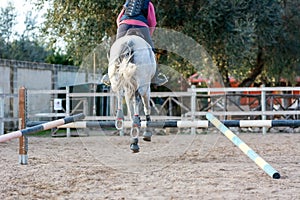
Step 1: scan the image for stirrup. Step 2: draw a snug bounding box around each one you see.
[101,74,111,86]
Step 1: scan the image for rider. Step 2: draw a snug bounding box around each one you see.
[102,0,168,86]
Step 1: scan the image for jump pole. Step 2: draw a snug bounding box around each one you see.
[0,113,85,143]
[57,119,300,129]
[206,113,280,179]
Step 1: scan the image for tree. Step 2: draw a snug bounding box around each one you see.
[0,2,16,42]
[35,0,120,65]
[0,2,71,64]
[0,2,17,58]
[156,0,300,86]
[45,49,74,65]
[274,0,300,85]
[37,0,300,85]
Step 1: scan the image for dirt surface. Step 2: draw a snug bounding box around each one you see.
[1,130,300,199]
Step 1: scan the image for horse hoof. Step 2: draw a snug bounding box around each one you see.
[130,143,140,153]
[143,131,152,142]
[130,137,139,153]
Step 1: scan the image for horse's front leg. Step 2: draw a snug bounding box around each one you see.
[141,88,152,141]
[141,87,152,120]
[115,91,124,130]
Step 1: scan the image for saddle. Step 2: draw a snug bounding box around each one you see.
[126,28,145,40]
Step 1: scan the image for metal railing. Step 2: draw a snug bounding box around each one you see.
[23,86,300,121]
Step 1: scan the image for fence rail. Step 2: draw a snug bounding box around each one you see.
[2,86,300,134]
[24,86,300,121]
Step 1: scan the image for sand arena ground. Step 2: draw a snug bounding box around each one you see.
[0,130,300,199]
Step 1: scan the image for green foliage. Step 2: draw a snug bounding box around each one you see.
[155,0,298,86]
[36,0,120,65]
[45,49,74,65]
[0,2,71,64]
[0,2,16,58]
[0,2,16,42]
[37,0,300,85]
[9,37,50,62]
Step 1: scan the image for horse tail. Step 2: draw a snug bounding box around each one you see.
[116,40,137,98]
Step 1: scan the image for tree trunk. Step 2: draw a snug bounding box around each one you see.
[239,47,264,87]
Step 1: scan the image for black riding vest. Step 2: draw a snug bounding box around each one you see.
[120,0,150,24]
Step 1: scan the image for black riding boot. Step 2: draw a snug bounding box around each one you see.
[151,69,168,86]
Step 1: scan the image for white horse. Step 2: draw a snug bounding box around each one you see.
[108,34,156,152]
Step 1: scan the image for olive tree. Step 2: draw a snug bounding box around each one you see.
[37,0,300,85]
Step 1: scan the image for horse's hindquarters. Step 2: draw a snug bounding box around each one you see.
[108,35,156,153]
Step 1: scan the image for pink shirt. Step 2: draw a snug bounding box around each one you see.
[117,2,157,36]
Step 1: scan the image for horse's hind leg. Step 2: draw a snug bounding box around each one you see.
[115,92,124,130]
[129,93,141,153]
[130,124,140,152]
[143,124,152,142]
[141,89,152,142]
